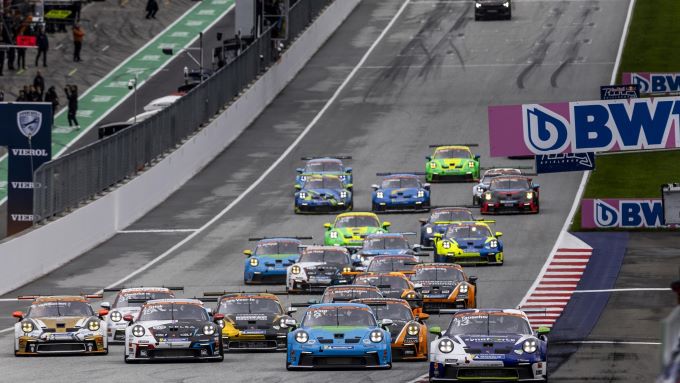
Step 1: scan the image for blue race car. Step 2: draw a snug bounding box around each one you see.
[419,207,476,247]
[286,303,393,370]
[432,221,503,265]
[296,156,353,189]
[353,233,421,271]
[429,309,549,382]
[243,237,310,284]
[294,174,353,214]
[371,173,430,212]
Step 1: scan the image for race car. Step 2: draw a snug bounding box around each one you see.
[352,298,429,361]
[354,272,423,315]
[480,175,540,214]
[429,309,549,382]
[474,0,512,21]
[319,285,384,303]
[411,263,477,311]
[204,292,297,351]
[296,156,353,188]
[425,145,481,183]
[366,255,420,275]
[324,212,391,248]
[286,303,392,370]
[123,298,224,362]
[433,221,504,265]
[294,174,353,214]
[243,237,310,284]
[354,233,421,271]
[371,173,430,212]
[12,295,108,356]
[101,287,180,343]
[287,246,354,293]
[472,168,523,206]
[420,207,477,247]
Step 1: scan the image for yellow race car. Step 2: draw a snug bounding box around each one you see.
[432,221,504,265]
[12,295,109,356]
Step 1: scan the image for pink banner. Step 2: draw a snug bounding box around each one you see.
[581,198,668,228]
[622,72,680,94]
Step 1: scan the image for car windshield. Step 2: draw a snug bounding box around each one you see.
[305,161,343,173]
[369,303,414,321]
[323,288,382,302]
[490,178,530,190]
[355,275,410,290]
[300,249,349,264]
[218,297,282,314]
[28,301,94,317]
[364,237,408,250]
[367,257,417,273]
[256,240,300,255]
[138,303,209,321]
[481,169,521,184]
[303,306,376,327]
[430,209,474,223]
[434,148,470,159]
[335,215,379,228]
[113,291,174,308]
[446,225,491,238]
[447,313,532,335]
[412,267,464,282]
[303,177,344,190]
[381,178,420,189]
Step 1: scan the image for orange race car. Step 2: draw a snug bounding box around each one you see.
[353,272,424,316]
[410,263,477,312]
[352,298,429,361]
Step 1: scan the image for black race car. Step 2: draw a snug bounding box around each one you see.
[480,175,540,214]
[475,0,511,21]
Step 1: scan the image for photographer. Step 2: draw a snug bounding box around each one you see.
[65,85,79,128]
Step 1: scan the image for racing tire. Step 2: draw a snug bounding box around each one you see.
[286,362,294,371]
[124,355,139,364]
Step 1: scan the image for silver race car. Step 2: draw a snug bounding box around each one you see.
[286,246,354,293]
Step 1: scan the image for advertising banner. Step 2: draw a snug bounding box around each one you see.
[581,198,672,229]
[622,72,680,95]
[0,103,53,236]
[488,96,680,157]
[600,84,640,100]
[535,153,595,174]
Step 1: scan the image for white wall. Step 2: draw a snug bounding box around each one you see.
[0,0,361,296]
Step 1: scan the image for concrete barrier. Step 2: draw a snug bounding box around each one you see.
[0,0,361,296]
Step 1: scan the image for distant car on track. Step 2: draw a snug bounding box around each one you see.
[366,255,420,275]
[419,207,477,247]
[296,156,353,189]
[411,263,477,312]
[433,221,504,265]
[294,174,352,214]
[319,285,384,303]
[480,175,540,215]
[426,145,480,182]
[371,173,430,212]
[473,168,523,206]
[323,212,390,249]
[474,0,512,21]
[354,232,420,271]
[243,237,311,284]
[286,246,355,293]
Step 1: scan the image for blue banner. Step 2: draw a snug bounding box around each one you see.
[535,153,595,174]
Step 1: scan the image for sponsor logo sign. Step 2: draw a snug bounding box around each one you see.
[581,199,673,228]
[488,97,680,157]
[535,153,595,174]
[600,84,640,100]
[622,73,680,95]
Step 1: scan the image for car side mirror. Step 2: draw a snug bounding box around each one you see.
[12,311,24,320]
[371,184,379,190]
[98,309,109,318]
[346,167,352,173]
[243,249,253,256]
[416,313,430,321]
[418,218,428,225]
[468,276,478,285]
[213,313,225,321]
[412,244,422,251]
[382,221,391,229]
[346,183,353,189]
[123,314,134,323]
[429,326,442,336]
[379,319,394,328]
[282,318,297,328]
[324,223,332,230]
[100,302,111,310]
[425,156,432,161]
[423,183,431,190]
[287,307,298,315]
[296,168,304,174]
[495,232,503,237]
[206,308,213,315]
[533,183,540,190]
[537,326,550,336]
[294,184,302,190]
[474,154,480,160]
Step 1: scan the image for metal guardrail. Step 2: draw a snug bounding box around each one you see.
[33,0,333,223]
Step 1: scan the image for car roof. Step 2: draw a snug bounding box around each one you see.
[308,302,370,309]
[258,238,303,243]
[491,175,531,182]
[326,285,381,291]
[483,168,522,176]
[120,287,172,294]
[336,212,379,219]
[451,308,528,318]
[144,298,204,305]
[219,293,280,301]
[352,298,411,307]
[448,221,491,228]
[356,273,409,281]
[432,207,472,213]
[415,263,464,270]
[371,254,417,260]
[383,174,420,179]
[303,245,349,254]
[304,174,343,181]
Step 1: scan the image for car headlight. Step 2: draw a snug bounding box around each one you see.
[292,265,301,274]
[468,161,475,168]
[296,331,309,343]
[459,284,468,294]
[250,257,259,267]
[342,267,352,273]
[370,330,383,343]
[21,321,34,333]
[406,292,416,299]
[407,324,419,336]
[526,191,534,199]
[489,240,498,248]
[485,192,492,201]
[523,339,538,353]
[425,227,433,234]
[439,339,454,353]
[299,191,307,199]
[300,175,306,181]
[110,311,122,322]
[503,1,510,7]
[442,241,451,249]
[417,190,425,198]
[330,231,338,239]
[87,320,100,331]
[475,2,481,8]
[429,162,437,169]
[376,191,384,199]
[132,325,145,337]
[340,191,348,198]
[338,175,345,180]
[203,324,216,335]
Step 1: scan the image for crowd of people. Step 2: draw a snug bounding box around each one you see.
[11,70,78,124]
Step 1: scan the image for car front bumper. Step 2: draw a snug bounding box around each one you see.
[127,339,222,361]
[482,200,538,214]
[429,360,547,381]
[288,346,391,369]
[16,334,107,355]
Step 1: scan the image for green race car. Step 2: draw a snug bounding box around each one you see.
[324,212,391,248]
[425,145,481,182]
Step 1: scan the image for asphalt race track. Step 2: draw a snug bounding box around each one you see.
[0,0,631,381]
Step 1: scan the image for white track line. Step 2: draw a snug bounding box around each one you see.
[573,288,671,293]
[117,229,199,234]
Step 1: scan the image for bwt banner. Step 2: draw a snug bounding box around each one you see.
[488,96,680,157]
[622,73,680,95]
[0,103,52,236]
[581,199,666,229]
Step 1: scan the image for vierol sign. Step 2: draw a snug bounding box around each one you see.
[622,73,680,95]
[488,96,680,157]
[0,102,52,236]
[581,199,668,229]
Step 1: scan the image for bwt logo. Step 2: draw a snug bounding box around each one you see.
[594,199,664,228]
[522,98,680,154]
[630,73,680,94]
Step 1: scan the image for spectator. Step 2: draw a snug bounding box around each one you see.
[33,70,45,98]
[35,28,48,67]
[72,24,85,62]
[29,85,41,102]
[22,85,31,100]
[145,0,159,19]
[0,47,4,76]
[44,86,59,116]
[16,89,26,101]
[65,85,79,128]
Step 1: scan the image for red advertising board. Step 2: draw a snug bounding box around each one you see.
[16,35,37,47]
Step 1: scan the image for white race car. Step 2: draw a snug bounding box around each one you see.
[472,168,523,206]
[286,246,354,293]
[101,287,179,343]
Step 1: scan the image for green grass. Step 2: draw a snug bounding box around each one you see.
[571,0,680,231]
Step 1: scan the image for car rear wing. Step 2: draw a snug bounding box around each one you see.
[301,156,352,160]
[102,286,184,292]
[248,236,313,241]
[375,172,427,176]
[429,205,478,211]
[17,293,104,300]
[428,144,478,148]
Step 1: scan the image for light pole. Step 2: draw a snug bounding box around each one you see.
[162,32,204,83]
[128,74,138,124]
